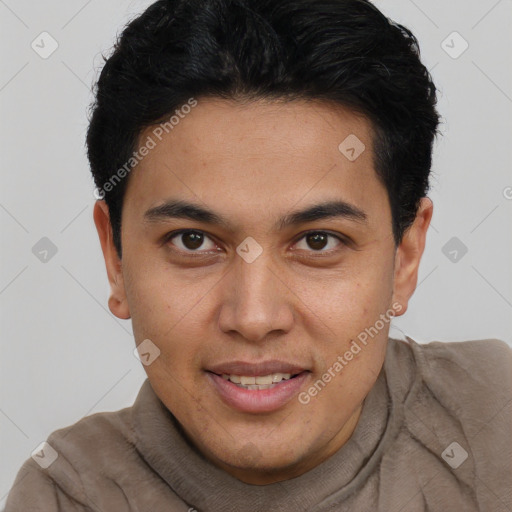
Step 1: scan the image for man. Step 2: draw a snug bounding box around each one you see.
[5,0,511,510]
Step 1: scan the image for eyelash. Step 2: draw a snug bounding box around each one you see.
[162,229,348,257]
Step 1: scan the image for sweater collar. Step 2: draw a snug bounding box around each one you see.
[133,339,410,511]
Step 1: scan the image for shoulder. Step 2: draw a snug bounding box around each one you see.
[4,394,142,510]
[385,335,512,448]
[388,335,511,386]
[47,403,136,459]
[410,335,512,368]
[407,336,512,399]
[381,337,512,508]
[389,336,512,420]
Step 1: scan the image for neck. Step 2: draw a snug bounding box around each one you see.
[208,403,364,485]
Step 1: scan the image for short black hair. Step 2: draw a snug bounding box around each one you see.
[86,0,441,258]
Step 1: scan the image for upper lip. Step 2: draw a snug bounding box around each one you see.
[207,360,309,376]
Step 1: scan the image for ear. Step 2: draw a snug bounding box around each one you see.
[93,200,131,320]
[391,197,433,316]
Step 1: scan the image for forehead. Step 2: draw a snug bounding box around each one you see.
[146,97,374,163]
[123,98,389,230]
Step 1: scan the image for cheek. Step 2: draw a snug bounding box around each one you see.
[298,258,394,330]
[299,258,394,382]
[123,254,184,327]
[124,265,212,376]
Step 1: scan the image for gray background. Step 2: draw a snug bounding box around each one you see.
[1,0,511,505]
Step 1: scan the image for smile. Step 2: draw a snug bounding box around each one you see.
[206,364,310,413]
[220,373,296,390]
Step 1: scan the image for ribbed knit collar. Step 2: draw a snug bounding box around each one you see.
[133,338,414,511]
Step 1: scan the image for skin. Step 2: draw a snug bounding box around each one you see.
[93,98,432,485]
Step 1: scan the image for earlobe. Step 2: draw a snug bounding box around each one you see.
[108,295,131,320]
[93,200,131,320]
[391,197,433,316]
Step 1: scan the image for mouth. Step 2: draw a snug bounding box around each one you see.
[205,361,311,413]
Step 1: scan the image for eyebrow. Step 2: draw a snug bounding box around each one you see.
[143,198,368,231]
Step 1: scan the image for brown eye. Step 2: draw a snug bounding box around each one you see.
[306,233,328,251]
[166,230,218,253]
[295,231,344,253]
[181,231,204,250]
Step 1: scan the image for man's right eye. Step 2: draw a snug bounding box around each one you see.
[164,230,220,254]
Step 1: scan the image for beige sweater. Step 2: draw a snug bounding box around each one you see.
[4,336,512,511]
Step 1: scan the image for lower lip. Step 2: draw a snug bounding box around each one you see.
[207,372,310,413]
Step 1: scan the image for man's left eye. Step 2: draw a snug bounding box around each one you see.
[294,232,344,253]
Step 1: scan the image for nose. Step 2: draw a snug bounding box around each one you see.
[218,252,294,344]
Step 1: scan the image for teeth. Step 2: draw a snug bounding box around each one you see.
[255,375,273,385]
[222,372,295,387]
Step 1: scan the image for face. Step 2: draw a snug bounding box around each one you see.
[94,98,432,484]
